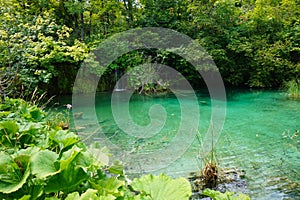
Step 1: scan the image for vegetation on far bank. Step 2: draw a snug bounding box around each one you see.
[0,0,299,97]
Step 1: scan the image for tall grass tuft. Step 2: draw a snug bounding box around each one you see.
[285,79,300,99]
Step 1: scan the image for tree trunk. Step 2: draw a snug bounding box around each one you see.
[80,12,84,41]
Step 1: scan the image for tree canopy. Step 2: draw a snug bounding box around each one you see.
[0,0,299,96]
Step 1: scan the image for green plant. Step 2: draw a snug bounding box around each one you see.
[202,188,250,200]
[46,105,72,130]
[128,62,169,95]
[131,174,192,200]
[196,130,219,188]
[0,5,89,97]
[285,79,300,99]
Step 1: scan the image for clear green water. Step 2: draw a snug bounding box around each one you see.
[65,89,299,199]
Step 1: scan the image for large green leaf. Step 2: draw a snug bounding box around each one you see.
[98,195,116,200]
[0,120,18,135]
[65,189,116,200]
[202,189,251,200]
[31,149,59,179]
[58,146,93,171]
[44,146,89,193]
[73,189,98,200]
[19,122,43,133]
[14,146,40,157]
[65,192,80,199]
[0,152,30,194]
[44,167,87,193]
[74,151,93,172]
[0,111,11,118]
[29,107,44,121]
[50,130,79,150]
[59,146,81,171]
[131,174,192,200]
[0,121,19,147]
[91,177,124,197]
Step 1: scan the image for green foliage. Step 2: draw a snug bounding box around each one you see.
[203,188,251,200]
[0,98,47,149]
[284,79,300,99]
[138,0,189,30]
[64,189,114,200]
[128,62,169,95]
[30,149,59,179]
[1,0,299,94]
[0,151,31,194]
[0,98,193,199]
[0,2,89,96]
[187,0,299,88]
[131,174,192,200]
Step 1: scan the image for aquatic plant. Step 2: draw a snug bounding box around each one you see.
[191,130,249,200]
[131,174,192,199]
[285,79,300,99]
[203,188,250,200]
[282,130,299,152]
[195,130,219,188]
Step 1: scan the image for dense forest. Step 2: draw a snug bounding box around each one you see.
[0,0,299,97]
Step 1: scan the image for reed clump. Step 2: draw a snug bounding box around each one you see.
[285,79,300,99]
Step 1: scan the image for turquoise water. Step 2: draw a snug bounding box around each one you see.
[215,90,300,199]
[65,89,299,199]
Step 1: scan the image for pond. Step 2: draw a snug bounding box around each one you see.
[58,89,300,199]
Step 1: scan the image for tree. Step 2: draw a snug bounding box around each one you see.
[0,1,89,96]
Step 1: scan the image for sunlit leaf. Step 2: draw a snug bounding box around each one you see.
[44,167,87,193]
[19,195,31,200]
[50,130,79,150]
[131,174,192,200]
[108,161,124,176]
[91,177,124,197]
[59,146,81,171]
[202,188,251,200]
[31,149,59,179]
[80,189,98,199]
[0,152,30,194]
[0,120,18,135]
[65,192,80,200]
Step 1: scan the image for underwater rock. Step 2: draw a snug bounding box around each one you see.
[73,112,83,119]
[199,101,208,105]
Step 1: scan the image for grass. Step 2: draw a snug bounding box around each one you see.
[285,79,300,99]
